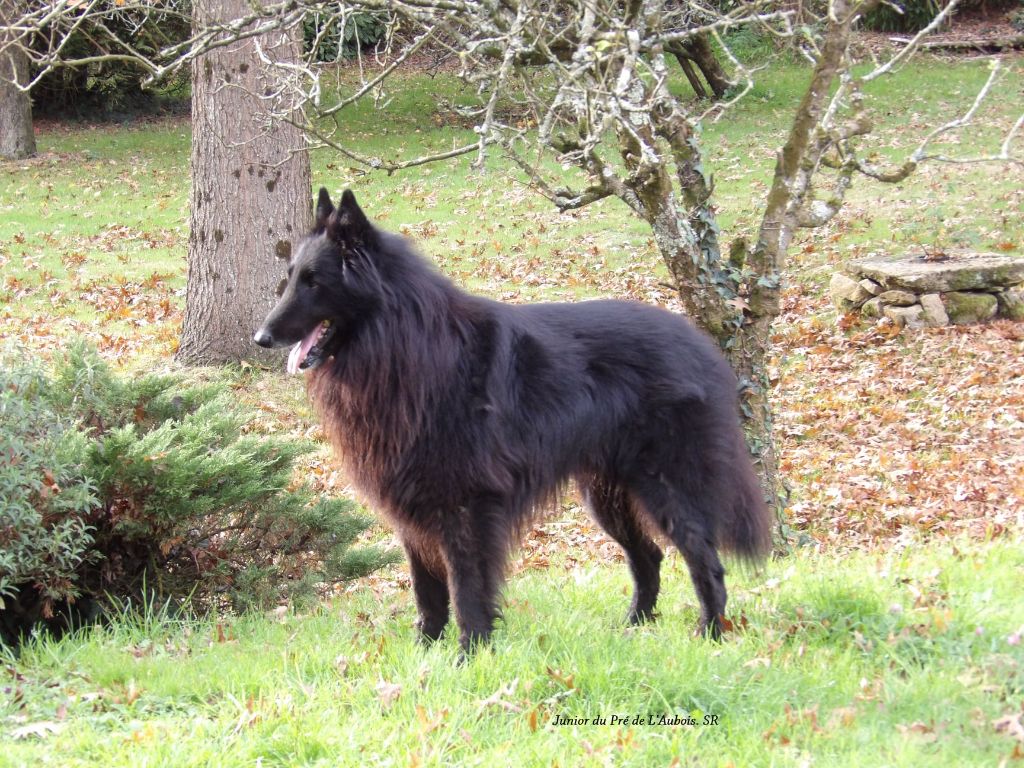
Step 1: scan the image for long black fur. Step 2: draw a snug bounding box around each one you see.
[256,189,771,651]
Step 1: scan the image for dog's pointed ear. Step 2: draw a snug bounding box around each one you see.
[326,189,375,248]
[315,187,334,231]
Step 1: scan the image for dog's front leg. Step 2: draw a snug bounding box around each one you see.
[403,542,450,643]
[441,502,508,654]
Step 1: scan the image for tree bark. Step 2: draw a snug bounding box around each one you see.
[687,32,732,98]
[656,122,785,522]
[0,0,36,159]
[739,0,864,524]
[669,46,707,98]
[177,0,311,365]
[667,33,733,99]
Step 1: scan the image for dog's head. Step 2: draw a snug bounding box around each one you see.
[254,188,381,373]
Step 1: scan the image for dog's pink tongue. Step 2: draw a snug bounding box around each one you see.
[286,324,322,375]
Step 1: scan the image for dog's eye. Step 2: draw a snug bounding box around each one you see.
[301,271,317,288]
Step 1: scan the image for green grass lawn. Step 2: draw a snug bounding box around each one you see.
[3,540,1022,766]
[1,52,1023,766]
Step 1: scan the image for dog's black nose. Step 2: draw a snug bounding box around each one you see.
[253,329,273,348]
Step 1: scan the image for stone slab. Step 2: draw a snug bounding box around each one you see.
[830,272,871,309]
[862,296,883,317]
[846,252,1024,293]
[859,278,883,296]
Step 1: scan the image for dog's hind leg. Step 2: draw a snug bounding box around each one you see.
[674,525,727,640]
[627,476,728,640]
[440,500,509,653]
[580,475,664,625]
[404,542,450,643]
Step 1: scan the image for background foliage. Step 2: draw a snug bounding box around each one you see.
[860,0,1019,32]
[28,2,191,117]
[303,8,387,63]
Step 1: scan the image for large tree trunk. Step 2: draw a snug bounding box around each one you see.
[0,0,36,159]
[177,0,311,365]
[668,44,707,98]
[722,291,785,519]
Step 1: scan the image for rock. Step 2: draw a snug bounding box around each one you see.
[941,291,998,325]
[877,289,918,307]
[919,293,949,327]
[849,252,1024,293]
[883,304,924,329]
[830,273,871,310]
[996,287,1024,320]
[859,278,883,296]
[862,297,883,318]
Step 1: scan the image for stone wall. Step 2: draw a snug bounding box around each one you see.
[829,253,1024,329]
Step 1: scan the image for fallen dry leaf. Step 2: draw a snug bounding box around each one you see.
[994,708,1024,744]
[11,721,65,740]
[478,678,522,713]
[376,680,402,708]
[896,721,939,743]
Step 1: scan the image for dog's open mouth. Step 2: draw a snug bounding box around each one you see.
[287,320,336,374]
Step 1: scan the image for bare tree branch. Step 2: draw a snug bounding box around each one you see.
[910,59,1023,167]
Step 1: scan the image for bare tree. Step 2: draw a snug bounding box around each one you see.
[0,0,35,158]
[282,0,1015,516]
[4,0,1020,516]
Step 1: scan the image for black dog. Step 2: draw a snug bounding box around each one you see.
[255,189,771,652]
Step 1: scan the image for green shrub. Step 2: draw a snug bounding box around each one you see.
[860,0,1019,33]
[860,0,944,33]
[304,8,387,62]
[720,25,779,62]
[0,362,99,639]
[0,345,396,644]
[30,1,191,117]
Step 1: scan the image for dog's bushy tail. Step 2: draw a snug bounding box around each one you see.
[718,436,774,560]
